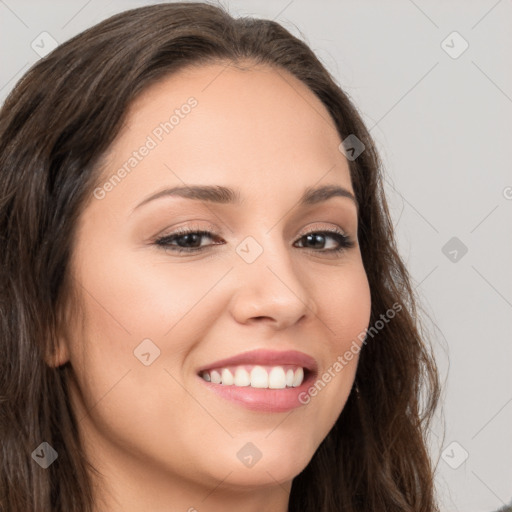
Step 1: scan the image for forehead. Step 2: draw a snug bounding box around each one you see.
[95,61,352,205]
[126,60,336,129]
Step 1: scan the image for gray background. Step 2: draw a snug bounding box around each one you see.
[1,1,511,510]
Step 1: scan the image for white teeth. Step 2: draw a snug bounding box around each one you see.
[250,366,268,388]
[221,368,233,385]
[233,367,251,386]
[201,365,305,388]
[292,367,304,387]
[268,366,286,389]
[210,369,221,384]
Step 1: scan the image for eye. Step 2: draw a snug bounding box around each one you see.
[294,230,355,253]
[153,228,355,255]
[154,229,223,253]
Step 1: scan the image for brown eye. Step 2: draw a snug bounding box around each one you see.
[155,229,223,253]
[294,230,354,253]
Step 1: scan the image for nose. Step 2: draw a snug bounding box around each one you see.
[229,235,317,331]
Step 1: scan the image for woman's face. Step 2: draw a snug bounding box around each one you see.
[59,62,371,508]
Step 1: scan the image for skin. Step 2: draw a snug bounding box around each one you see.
[52,61,372,512]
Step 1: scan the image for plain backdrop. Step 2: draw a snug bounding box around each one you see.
[1,1,511,511]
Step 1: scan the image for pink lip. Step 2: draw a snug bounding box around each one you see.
[198,373,316,413]
[196,349,318,413]
[196,349,318,374]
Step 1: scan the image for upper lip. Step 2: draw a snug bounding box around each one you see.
[197,349,318,375]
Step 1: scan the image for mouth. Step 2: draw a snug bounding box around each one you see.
[198,364,312,389]
[195,349,318,412]
[196,348,318,387]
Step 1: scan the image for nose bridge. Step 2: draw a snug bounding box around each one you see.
[230,227,315,327]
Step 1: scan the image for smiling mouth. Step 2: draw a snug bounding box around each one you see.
[198,364,311,389]
[196,349,318,412]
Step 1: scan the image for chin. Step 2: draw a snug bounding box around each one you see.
[216,442,315,488]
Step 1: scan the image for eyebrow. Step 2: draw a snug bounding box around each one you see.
[132,183,357,213]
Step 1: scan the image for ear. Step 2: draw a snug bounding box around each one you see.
[44,335,70,368]
[44,312,72,368]
[46,285,80,367]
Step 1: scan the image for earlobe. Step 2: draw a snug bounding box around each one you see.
[47,294,78,368]
[44,336,70,368]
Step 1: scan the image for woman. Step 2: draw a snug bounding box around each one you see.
[0,3,441,511]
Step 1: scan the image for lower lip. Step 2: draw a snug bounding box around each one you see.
[197,373,315,413]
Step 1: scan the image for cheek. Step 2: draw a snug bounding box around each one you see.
[300,262,370,430]
[71,238,228,349]
[64,244,232,427]
[63,256,225,476]
[320,261,372,352]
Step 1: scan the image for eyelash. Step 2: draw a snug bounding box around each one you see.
[154,227,355,255]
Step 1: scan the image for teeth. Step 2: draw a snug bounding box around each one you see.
[234,367,251,386]
[268,367,286,389]
[292,367,304,387]
[221,368,233,385]
[200,365,305,388]
[250,366,268,388]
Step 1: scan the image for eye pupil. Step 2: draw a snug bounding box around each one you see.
[305,233,325,249]
[178,233,202,247]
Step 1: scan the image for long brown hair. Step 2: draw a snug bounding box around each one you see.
[0,3,442,511]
